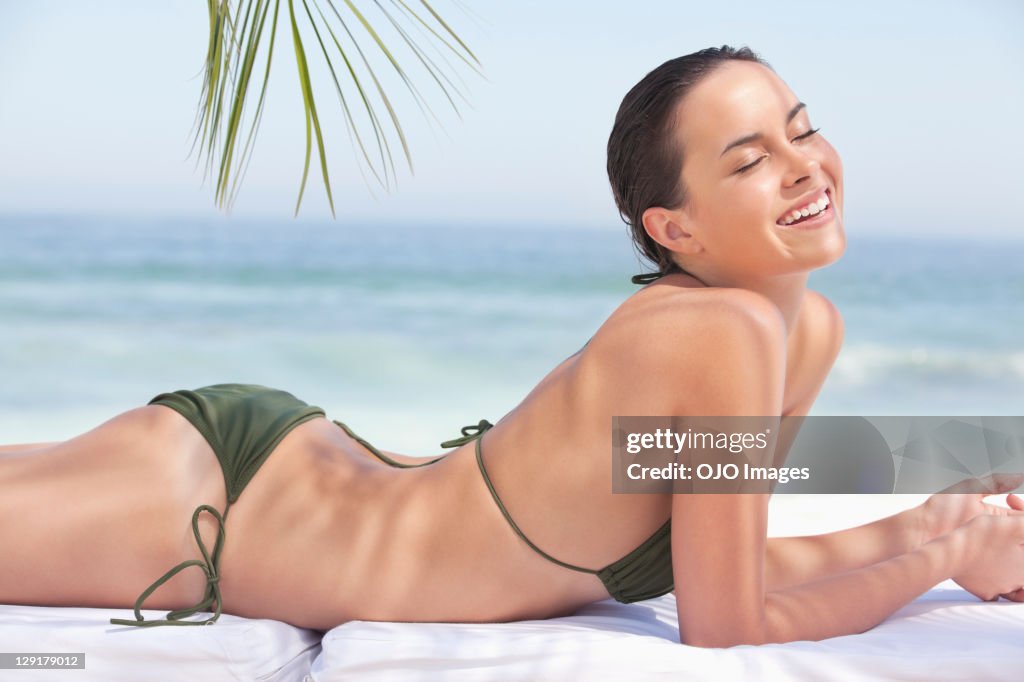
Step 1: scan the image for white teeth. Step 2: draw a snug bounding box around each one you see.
[779,192,830,225]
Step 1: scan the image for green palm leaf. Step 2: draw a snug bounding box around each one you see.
[194,0,481,215]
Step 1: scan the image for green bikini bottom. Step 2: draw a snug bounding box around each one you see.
[110,383,326,627]
[111,384,494,628]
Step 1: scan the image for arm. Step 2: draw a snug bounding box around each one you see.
[764,292,1024,593]
[765,505,924,591]
[766,510,1024,644]
[675,484,979,648]
[763,288,914,590]
[0,442,61,455]
[763,532,964,644]
[662,293,1014,647]
[764,474,1024,596]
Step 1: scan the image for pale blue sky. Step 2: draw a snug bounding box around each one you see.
[0,0,1022,236]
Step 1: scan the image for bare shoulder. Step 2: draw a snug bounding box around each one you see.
[592,286,787,353]
[791,290,845,385]
[801,289,844,353]
[579,287,787,416]
[781,289,844,415]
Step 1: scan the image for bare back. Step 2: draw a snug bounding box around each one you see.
[214,273,839,626]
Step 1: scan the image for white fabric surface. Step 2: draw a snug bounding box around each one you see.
[4,496,1021,680]
[312,587,1024,681]
[0,606,322,681]
[308,495,1024,681]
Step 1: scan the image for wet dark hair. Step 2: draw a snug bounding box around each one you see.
[606,45,770,285]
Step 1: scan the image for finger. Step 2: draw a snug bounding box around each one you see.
[1007,493,1024,512]
[980,499,1024,516]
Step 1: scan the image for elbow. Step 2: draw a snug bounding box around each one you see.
[682,623,803,648]
[678,618,770,649]
[679,630,761,647]
[682,598,809,647]
[679,600,802,647]
[681,630,768,649]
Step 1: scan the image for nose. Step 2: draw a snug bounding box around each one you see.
[780,145,819,188]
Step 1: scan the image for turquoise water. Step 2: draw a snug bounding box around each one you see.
[1,214,1021,454]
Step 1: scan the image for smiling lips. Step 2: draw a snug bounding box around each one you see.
[777,190,830,226]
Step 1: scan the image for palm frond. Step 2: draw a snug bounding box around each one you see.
[194,0,480,215]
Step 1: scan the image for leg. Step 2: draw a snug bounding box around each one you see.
[0,405,228,610]
[0,442,61,455]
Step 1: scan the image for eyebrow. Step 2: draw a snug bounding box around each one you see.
[718,102,807,158]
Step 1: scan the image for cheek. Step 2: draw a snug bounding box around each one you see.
[699,181,777,246]
[729,178,778,226]
[820,139,843,183]
[818,139,844,215]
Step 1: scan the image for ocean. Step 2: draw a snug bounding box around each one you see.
[1,214,1021,455]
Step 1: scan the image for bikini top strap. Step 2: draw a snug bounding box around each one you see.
[334,419,444,468]
[472,431,599,575]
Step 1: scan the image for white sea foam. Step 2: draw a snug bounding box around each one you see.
[833,344,1024,384]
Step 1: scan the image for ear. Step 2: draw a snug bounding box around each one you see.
[641,206,705,257]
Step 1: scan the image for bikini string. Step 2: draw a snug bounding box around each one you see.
[439,419,494,449]
[110,504,227,627]
[630,271,665,285]
[445,418,601,575]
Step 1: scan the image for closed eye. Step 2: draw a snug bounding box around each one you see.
[793,127,821,142]
[735,156,766,174]
[734,127,822,174]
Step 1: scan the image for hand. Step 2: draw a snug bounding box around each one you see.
[950,514,1024,602]
[918,472,1024,542]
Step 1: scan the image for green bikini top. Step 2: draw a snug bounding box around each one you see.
[333,419,674,604]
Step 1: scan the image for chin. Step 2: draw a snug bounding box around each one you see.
[772,211,847,272]
[812,218,847,269]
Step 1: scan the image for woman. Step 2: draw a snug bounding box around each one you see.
[1,46,1022,647]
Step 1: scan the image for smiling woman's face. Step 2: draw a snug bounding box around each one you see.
[669,60,846,283]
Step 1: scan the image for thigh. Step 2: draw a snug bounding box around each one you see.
[0,405,227,609]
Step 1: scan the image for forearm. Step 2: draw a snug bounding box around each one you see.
[766,504,924,591]
[763,531,962,644]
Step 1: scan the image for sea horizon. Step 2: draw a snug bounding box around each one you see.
[1,213,1021,454]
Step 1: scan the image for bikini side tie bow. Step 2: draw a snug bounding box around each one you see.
[439,419,494,449]
[110,504,227,627]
